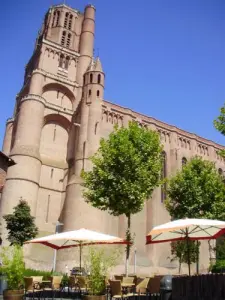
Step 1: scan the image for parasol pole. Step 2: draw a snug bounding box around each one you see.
[185,228,191,276]
[79,242,82,271]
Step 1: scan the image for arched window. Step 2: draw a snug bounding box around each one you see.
[182,157,187,168]
[64,12,69,28]
[56,11,60,26]
[59,54,64,68]
[90,73,93,83]
[66,33,71,48]
[52,11,56,27]
[61,31,66,46]
[97,90,100,97]
[97,74,101,84]
[65,56,70,70]
[88,90,91,96]
[68,14,73,30]
[161,151,167,203]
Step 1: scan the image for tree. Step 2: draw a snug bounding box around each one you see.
[165,156,225,221]
[3,198,38,246]
[214,103,225,157]
[170,241,200,274]
[166,156,225,271]
[82,121,163,273]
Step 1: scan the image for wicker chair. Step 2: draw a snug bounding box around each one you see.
[135,278,150,299]
[109,280,133,299]
[24,277,43,300]
[76,276,88,294]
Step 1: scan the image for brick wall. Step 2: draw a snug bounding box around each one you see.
[0,152,14,193]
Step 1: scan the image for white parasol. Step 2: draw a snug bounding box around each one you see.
[146,218,225,275]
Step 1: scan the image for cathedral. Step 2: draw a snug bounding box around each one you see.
[0,3,225,274]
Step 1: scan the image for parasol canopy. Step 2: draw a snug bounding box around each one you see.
[25,228,128,270]
[146,218,225,275]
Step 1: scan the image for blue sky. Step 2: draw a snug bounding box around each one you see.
[0,0,225,146]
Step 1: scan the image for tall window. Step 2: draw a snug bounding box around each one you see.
[64,12,69,28]
[97,74,101,84]
[65,56,70,70]
[68,15,73,30]
[61,31,66,46]
[66,33,71,48]
[59,54,64,68]
[161,151,167,203]
[97,90,100,97]
[89,89,92,96]
[90,73,93,83]
[56,11,60,26]
[52,11,56,27]
[182,157,187,168]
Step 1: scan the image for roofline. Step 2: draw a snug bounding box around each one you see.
[103,99,225,150]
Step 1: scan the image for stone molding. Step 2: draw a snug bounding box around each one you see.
[103,100,225,154]
[21,94,46,105]
[10,146,41,162]
[42,39,80,57]
[34,69,78,88]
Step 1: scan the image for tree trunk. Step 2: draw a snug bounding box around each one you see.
[125,214,131,276]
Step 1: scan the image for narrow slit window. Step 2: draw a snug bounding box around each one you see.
[82,142,86,170]
[46,195,50,223]
[64,12,69,28]
[51,168,54,178]
[56,11,60,26]
[66,33,71,48]
[61,31,66,46]
[97,90,100,97]
[53,125,56,141]
[161,151,167,203]
[68,14,73,30]
[90,73,93,83]
[57,90,59,98]
[88,89,91,96]
[97,74,101,84]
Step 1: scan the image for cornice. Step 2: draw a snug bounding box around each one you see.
[42,39,80,57]
[103,100,225,151]
[34,69,78,88]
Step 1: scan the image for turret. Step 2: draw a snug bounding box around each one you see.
[82,57,105,170]
[76,5,95,104]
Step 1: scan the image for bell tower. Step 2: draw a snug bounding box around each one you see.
[0,3,96,244]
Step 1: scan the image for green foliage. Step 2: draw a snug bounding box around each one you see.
[211,260,225,273]
[215,238,225,260]
[3,198,38,246]
[165,156,225,220]
[0,246,25,290]
[84,247,121,295]
[171,240,200,266]
[214,103,225,157]
[82,121,163,260]
[23,268,53,280]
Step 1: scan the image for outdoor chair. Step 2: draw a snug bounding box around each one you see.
[114,275,123,281]
[122,277,134,284]
[68,276,80,297]
[134,278,150,300]
[24,277,43,300]
[76,276,89,294]
[31,276,43,290]
[109,280,134,299]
